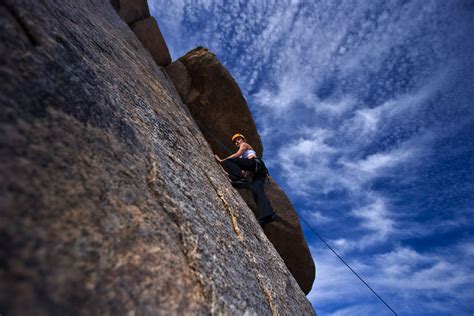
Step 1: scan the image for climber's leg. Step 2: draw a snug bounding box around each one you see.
[223,158,255,180]
[251,173,276,223]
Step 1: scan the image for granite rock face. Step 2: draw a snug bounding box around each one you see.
[0,0,314,315]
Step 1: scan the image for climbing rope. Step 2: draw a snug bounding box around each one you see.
[195,121,398,316]
[195,122,237,159]
[297,215,398,316]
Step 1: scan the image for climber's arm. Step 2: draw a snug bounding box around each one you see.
[214,143,247,163]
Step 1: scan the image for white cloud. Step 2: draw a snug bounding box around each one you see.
[308,242,474,315]
[315,96,357,117]
[340,144,419,184]
[372,246,474,296]
[301,209,334,225]
[352,196,394,244]
[255,74,318,114]
[343,106,381,137]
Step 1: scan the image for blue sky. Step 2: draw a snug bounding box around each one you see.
[149,0,474,314]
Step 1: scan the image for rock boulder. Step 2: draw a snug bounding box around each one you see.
[131,16,172,67]
[165,60,192,101]
[176,47,264,159]
[110,0,150,25]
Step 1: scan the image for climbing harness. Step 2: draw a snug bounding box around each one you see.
[253,157,267,175]
[198,123,270,182]
[194,121,398,316]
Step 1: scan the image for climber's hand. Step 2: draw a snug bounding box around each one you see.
[214,155,223,163]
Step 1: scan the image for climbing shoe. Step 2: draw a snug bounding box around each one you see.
[231,179,251,189]
[259,213,277,226]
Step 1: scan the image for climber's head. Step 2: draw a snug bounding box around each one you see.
[231,133,245,146]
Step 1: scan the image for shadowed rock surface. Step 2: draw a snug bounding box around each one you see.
[174,47,264,159]
[130,16,171,67]
[110,0,149,24]
[165,60,191,101]
[0,0,314,315]
[111,0,171,67]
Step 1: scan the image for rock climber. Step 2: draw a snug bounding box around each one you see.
[214,133,277,225]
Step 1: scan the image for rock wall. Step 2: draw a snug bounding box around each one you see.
[112,0,171,66]
[0,0,315,314]
[166,48,316,294]
[111,0,149,24]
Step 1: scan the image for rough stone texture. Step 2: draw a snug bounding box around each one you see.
[238,180,316,294]
[178,47,264,159]
[131,16,171,67]
[0,0,314,315]
[110,0,150,25]
[165,60,192,102]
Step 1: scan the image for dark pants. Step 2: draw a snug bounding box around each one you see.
[223,158,275,220]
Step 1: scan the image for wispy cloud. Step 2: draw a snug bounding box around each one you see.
[309,242,474,315]
[352,195,394,245]
[301,209,334,225]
